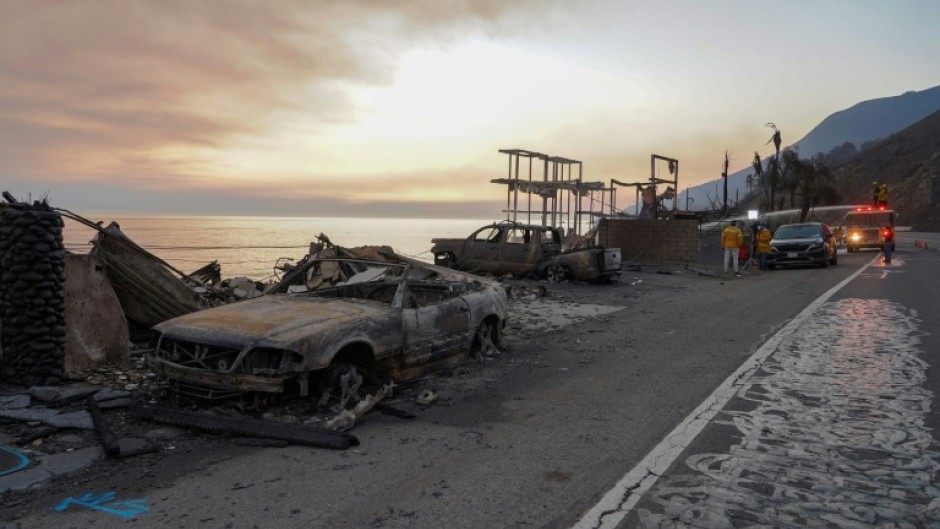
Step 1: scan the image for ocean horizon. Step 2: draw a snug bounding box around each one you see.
[62,214,495,281]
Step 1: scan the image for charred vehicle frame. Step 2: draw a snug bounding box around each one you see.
[148,257,508,403]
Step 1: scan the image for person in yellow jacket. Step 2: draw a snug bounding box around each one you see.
[721,220,744,276]
[756,224,772,272]
[878,183,889,206]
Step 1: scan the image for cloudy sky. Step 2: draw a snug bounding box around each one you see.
[1,0,938,218]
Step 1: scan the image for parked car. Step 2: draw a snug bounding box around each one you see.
[148,257,508,402]
[430,221,621,283]
[767,222,838,269]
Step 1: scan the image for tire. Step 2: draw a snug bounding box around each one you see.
[435,253,456,268]
[820,255,829,268]
[847,245,856,253]
[544,263,568,283]
[316,362,364,411]
[470,319,500,360]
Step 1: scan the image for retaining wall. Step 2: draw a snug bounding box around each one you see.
[599,218,699,263]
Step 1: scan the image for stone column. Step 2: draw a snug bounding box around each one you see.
[0,199,67,386]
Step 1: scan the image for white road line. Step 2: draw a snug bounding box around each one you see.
[572,255,880,529]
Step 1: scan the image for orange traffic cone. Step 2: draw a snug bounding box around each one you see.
[915,240,921,248]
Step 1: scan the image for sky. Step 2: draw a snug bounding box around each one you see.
[2,0,939,219]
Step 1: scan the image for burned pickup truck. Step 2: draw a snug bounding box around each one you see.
[430,221,621,283]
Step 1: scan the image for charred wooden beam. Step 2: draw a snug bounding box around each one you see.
[130,405,358,450]
[86,395,121,458]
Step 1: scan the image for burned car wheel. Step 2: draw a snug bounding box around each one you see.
[316,362,365,411]
[544,263,568,283]
[470,319,500,360]
[434,252,456,268]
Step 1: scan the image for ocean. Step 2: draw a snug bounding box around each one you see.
[62,215,493,281]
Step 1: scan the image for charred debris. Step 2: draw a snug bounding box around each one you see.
[1,199,516,463]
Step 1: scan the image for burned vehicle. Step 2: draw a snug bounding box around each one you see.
[430,221,621,283]
[148,257,507,402]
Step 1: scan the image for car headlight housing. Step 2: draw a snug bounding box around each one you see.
[241,348,305,376]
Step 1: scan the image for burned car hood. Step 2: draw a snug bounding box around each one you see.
[153,294,394,348]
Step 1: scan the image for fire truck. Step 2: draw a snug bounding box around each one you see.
[841,206,896,252]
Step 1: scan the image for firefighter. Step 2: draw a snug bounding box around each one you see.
[756,224,772,272]
[878,183,889,206]
[721,220,744,276]
[883,225,895,264]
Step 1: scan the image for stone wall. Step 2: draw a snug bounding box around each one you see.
[0,202,66,386]
[598,218,699,263]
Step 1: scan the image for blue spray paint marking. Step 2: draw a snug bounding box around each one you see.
[0,444,29,477]
[54,491,149,519]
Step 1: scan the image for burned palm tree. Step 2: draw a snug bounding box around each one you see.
[765,123,782,211]
[721,150,730,215]
[752,151,765,207]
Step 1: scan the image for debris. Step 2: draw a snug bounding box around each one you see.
[233,437,290,448]
[14,426,59,446]
[116,438,157,458]
[86,396,120,457]
[29,385,98,404]
[323,382,395,432]
[374,403,416,419]
[0,395,30,409]
[0,408,93,430]
[130,405,358,450]
[143,427,187,440]
[98,398,138,410]
[416,389,439,406]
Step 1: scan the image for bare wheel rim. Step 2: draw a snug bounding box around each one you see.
[545,264,565,283]
[317,363,364,411]
[471,320,497,360]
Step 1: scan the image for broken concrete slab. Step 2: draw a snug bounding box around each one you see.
[0,395,30,409]
[143,426,187,440]
[28,385,99,403]
[97,397,138,410]
[0,445,103,493]
[93,388,132,402]
[44,411,93,430]
[39,446,103,476]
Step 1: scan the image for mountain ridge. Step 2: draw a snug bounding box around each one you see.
[679,84,940,212]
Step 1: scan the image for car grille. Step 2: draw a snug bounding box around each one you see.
[156,338,241,372]
[774,243,814,253]
[168,380,243,401]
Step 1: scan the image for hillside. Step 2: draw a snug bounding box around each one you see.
[680,85,940,211]
[792,85,940,158]
[831,110,940,231]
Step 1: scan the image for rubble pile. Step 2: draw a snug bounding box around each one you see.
[0,197,67,386]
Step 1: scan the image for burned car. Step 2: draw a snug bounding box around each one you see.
[148,257,507,402]
[430,221,621,283]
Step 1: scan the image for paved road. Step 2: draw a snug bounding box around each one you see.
[580,232,940,528]
[5,235,938,528]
